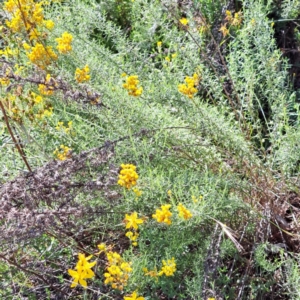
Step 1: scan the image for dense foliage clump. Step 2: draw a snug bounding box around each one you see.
[1,0,300,299]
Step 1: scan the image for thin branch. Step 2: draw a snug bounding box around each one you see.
[0,101,32,172]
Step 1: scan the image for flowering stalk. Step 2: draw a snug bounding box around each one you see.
[124,212,144,246]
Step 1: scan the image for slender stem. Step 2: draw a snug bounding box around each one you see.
[0,101,32,172]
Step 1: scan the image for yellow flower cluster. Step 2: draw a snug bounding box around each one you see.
[165,53,177,63]
[75,65,90,83]
[2,1,77,128]
[178,73,200,98]
[124,212,144,246]
[192,195,203,203]
[30,92,53,119]
[68,253,96,288]
[38,84,52,96]
[158,257,176,276]
[3,91,53,123]
[1,1,62,126]
[53,145,72,161]
[122,74,143,97]
[124,291,144,300]
[23,42,58,69]
[31,92,43,104]
[225,10,243,26]
[104,251,132,290]
[5,0,43,32]
[44,19,55,30]
[0,46,19,58]
[36,104,53,119]
[152,202,193,224]
[143,266,159,279]
[144,257,177,278]
[118,164,139,189]
[219,10,243,37]
[55,32,73,54]
[125,231,139,247]
[97,243,107,254]
[4,0,54,39]
[55,121,73,134]
[177,203,192,220]
[0,77,10,86]
[152,204,172,225]
[133,187,142,198]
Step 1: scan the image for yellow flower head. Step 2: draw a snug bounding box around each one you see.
[125,231,139,246]
[133,188,142,197]
[97,243,106,253]
[177,203,192,220]
[104,251,132,290]
[75,65,90,83]
[152,204,172,225]
[29,29,41,41]
[192,195,198,203]
[124,291,145,300]
[32,93,43,104]
[44,19,55,30]
[4,0,46,33]
[122,75,143,97]
[179,18,189,26]
[158,257,176,276]
[225,10,233,22]
[56,32,73,53]
[25,43,58,69]
[0,77,10,86]
[231,11,243,26]
[53,145,72,161]
[219,23,229,37]
[178,73,200,99]
[0,46,18,58]
[68,253,96,288]
[118,163,139,189]
[124,212,144,230]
